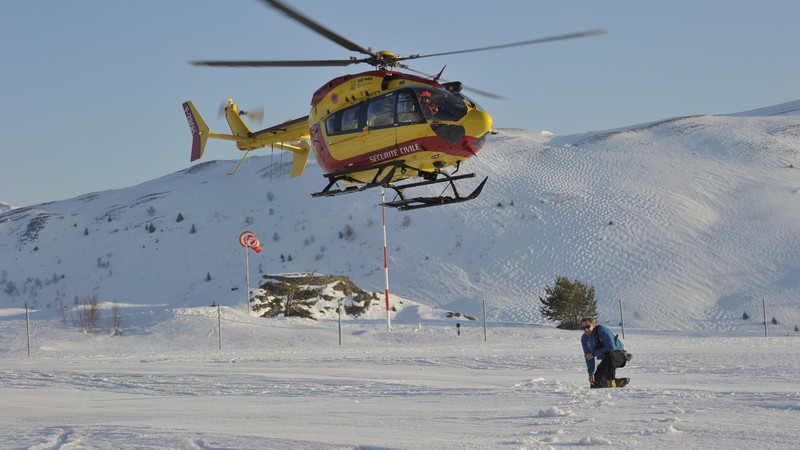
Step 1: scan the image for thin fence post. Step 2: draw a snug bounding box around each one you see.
[619,299,625,339]
[26,305,32,358]
[218,303,222,350]
[482,299,488,342]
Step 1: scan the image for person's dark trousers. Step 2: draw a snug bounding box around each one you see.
[592,351,627,388]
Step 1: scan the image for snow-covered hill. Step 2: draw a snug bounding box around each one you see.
[0,201,14,214]
[2,100,799,331]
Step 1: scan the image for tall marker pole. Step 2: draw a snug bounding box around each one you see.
[245,246,251,312]
[382,189,392,332]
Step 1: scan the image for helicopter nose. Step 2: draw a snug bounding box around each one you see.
[463,108,493,138]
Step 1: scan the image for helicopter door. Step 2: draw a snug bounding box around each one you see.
[394,91,429,156]
[361,93,399,157]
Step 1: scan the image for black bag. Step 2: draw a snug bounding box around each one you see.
[621,349,633,361]
[614,350,633,368]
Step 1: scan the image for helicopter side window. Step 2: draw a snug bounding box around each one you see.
[396,92,422,124]
[325,114,340,135]
[367,95,395,128]
[341,107,360,131]
[325,104,362,136]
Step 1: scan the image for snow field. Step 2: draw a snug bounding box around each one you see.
[1,308,798,449]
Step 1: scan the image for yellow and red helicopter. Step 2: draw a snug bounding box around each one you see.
[183,0,603,210]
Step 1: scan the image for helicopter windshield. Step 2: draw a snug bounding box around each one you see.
[414,87,467,122]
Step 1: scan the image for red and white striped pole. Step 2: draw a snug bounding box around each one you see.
[382,188,392,332]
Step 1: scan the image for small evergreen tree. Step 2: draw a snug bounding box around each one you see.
[794,325,799,332]
[771,316,778,325]
[742,311,750,320]
[341,224,356,241]
[84,228,89,236]
[190,224,197,234]
[176,213,184,222]
[205,272,212,281]
[539,276,597,330]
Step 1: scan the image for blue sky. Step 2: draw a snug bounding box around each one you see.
[2,0,798,207]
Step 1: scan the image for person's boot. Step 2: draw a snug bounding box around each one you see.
[592,379,613,388]
[616,377,631,387]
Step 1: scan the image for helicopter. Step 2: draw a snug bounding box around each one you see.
[182,0,604,210]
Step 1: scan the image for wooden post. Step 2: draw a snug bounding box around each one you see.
[762,299,768,337]
[619,299,625,339]
[338,298,343,346]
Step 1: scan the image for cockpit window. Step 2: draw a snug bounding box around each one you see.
[414,87,467,122]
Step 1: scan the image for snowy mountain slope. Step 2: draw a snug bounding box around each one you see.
[0,201,14,214]
[1,101,799,331]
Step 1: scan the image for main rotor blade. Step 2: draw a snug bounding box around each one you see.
[401,29,606,62]
[261,0,374,57]
[191,59,360,67]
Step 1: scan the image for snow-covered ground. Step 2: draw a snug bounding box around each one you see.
[1,308,798,449]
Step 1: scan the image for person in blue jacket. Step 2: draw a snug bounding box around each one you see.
[580,317,631,388]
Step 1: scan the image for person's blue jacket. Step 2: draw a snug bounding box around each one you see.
[581,324,624,375]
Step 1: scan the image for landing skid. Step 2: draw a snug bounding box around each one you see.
[311,160,404,197]
[383,173,488,211]
[310,160,487,211]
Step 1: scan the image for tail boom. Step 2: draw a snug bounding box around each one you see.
[182,99,311,177]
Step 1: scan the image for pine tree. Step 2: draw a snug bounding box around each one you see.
[742,311,750,320]
[539,276,597,329]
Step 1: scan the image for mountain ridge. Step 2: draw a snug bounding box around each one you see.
[2,100,799,331]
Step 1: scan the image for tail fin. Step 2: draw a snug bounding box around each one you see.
[221,99,252,143]
[182,101,209,161]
